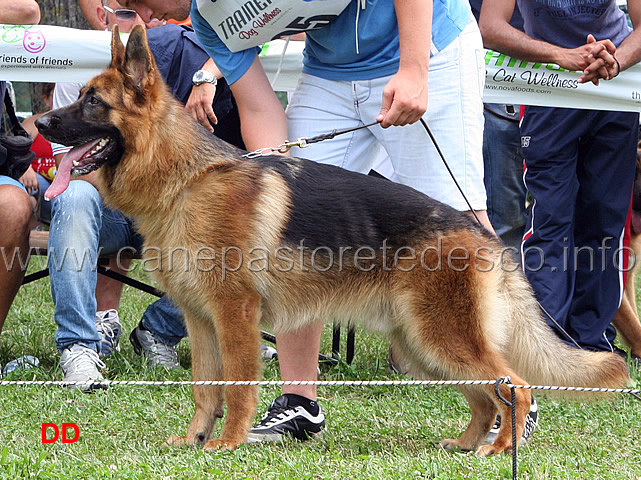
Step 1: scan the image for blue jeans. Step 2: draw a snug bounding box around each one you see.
[49,180,187,352]
[482,103,527,250]
[49,180,142,352]
[141,296,186,346]
[35,173,52,224]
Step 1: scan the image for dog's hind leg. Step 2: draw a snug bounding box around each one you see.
[388,331,502,453]
[165,312,225,448]
[440,365,531,456]
[202,293,262,450]
[394,326,531,456]
[439,385,498,452]
[474,372,531,457]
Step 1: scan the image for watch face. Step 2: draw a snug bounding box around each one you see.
[193,70,215,85]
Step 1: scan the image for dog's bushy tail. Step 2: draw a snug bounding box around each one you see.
[498,267,629,392]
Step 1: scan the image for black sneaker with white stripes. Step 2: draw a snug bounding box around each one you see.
[246,394,325,443]
[483,395,539,445]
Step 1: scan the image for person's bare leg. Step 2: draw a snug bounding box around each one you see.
[276,321,324,400]
[95,257,131,311]
[0,185,33,334]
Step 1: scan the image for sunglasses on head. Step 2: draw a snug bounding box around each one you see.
[104,5,138,21]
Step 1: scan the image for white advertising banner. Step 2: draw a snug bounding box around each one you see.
[482,49,641,113]
[0,24,112,83]
[2,24,641,112]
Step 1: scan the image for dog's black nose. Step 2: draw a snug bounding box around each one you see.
[35,113,57,133]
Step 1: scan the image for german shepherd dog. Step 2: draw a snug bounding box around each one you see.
[36,26,629,456]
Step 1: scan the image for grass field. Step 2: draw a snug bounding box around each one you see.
[0,256,640,479]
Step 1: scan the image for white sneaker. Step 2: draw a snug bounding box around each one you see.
[60,344,107,391]
[260,344,278,360]
[96,309,122,358]
[129,323,179,368]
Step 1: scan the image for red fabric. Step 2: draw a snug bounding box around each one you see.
[623,194,633,290]
[30,132,56,181]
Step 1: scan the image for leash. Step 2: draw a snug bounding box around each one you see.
[243,120,381,158]
[418,118,482,226]
[243,118,481,228]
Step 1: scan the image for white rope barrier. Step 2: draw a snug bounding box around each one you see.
[0,378,639,395]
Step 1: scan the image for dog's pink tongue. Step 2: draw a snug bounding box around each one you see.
[44,142,96,201]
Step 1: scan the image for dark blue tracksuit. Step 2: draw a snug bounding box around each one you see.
[520,106,638,351]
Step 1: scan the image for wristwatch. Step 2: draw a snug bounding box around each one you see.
[192,70,218,87]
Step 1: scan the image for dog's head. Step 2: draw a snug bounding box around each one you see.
[37,25,160,200]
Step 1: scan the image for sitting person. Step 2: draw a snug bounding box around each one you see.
[49,0,244,389]
[0,0,41,367]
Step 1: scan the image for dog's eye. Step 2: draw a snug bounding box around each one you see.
[89,96,100,105]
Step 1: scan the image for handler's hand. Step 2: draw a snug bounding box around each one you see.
[557,34,616,85]
[376,67,428,128]
[185,83,218,132]
[577,34,618,85]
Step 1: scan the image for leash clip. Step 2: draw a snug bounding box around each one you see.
[242,147,278,159]
[277,137,310,154]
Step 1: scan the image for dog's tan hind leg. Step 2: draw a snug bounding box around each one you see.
[439,385,498,452]
[475,373,531,457]
[613,243,641,357]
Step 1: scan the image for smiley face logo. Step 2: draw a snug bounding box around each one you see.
[23,30,46,53]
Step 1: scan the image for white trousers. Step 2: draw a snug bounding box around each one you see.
[286,18,487,211]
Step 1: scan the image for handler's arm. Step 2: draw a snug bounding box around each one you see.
[0,0,40,24]
[228,56,289,152]
[185,58,222,132]
[611,0,641,73]
[377,0,431,128]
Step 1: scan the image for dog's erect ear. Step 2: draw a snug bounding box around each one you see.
[110,24,125,69]
[122,24,157,97]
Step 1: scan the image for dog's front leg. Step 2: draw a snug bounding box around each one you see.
[165,313,225,448]
[201,293,262,451]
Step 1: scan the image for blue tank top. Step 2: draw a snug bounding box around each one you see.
[517,0,631,48]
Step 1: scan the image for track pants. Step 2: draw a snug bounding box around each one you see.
[520,106,638,351]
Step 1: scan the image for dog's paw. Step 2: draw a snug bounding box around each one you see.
[203,439,241,451]
[438,438,462,451]
[476,444,511,457]
[162,435,189,448]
